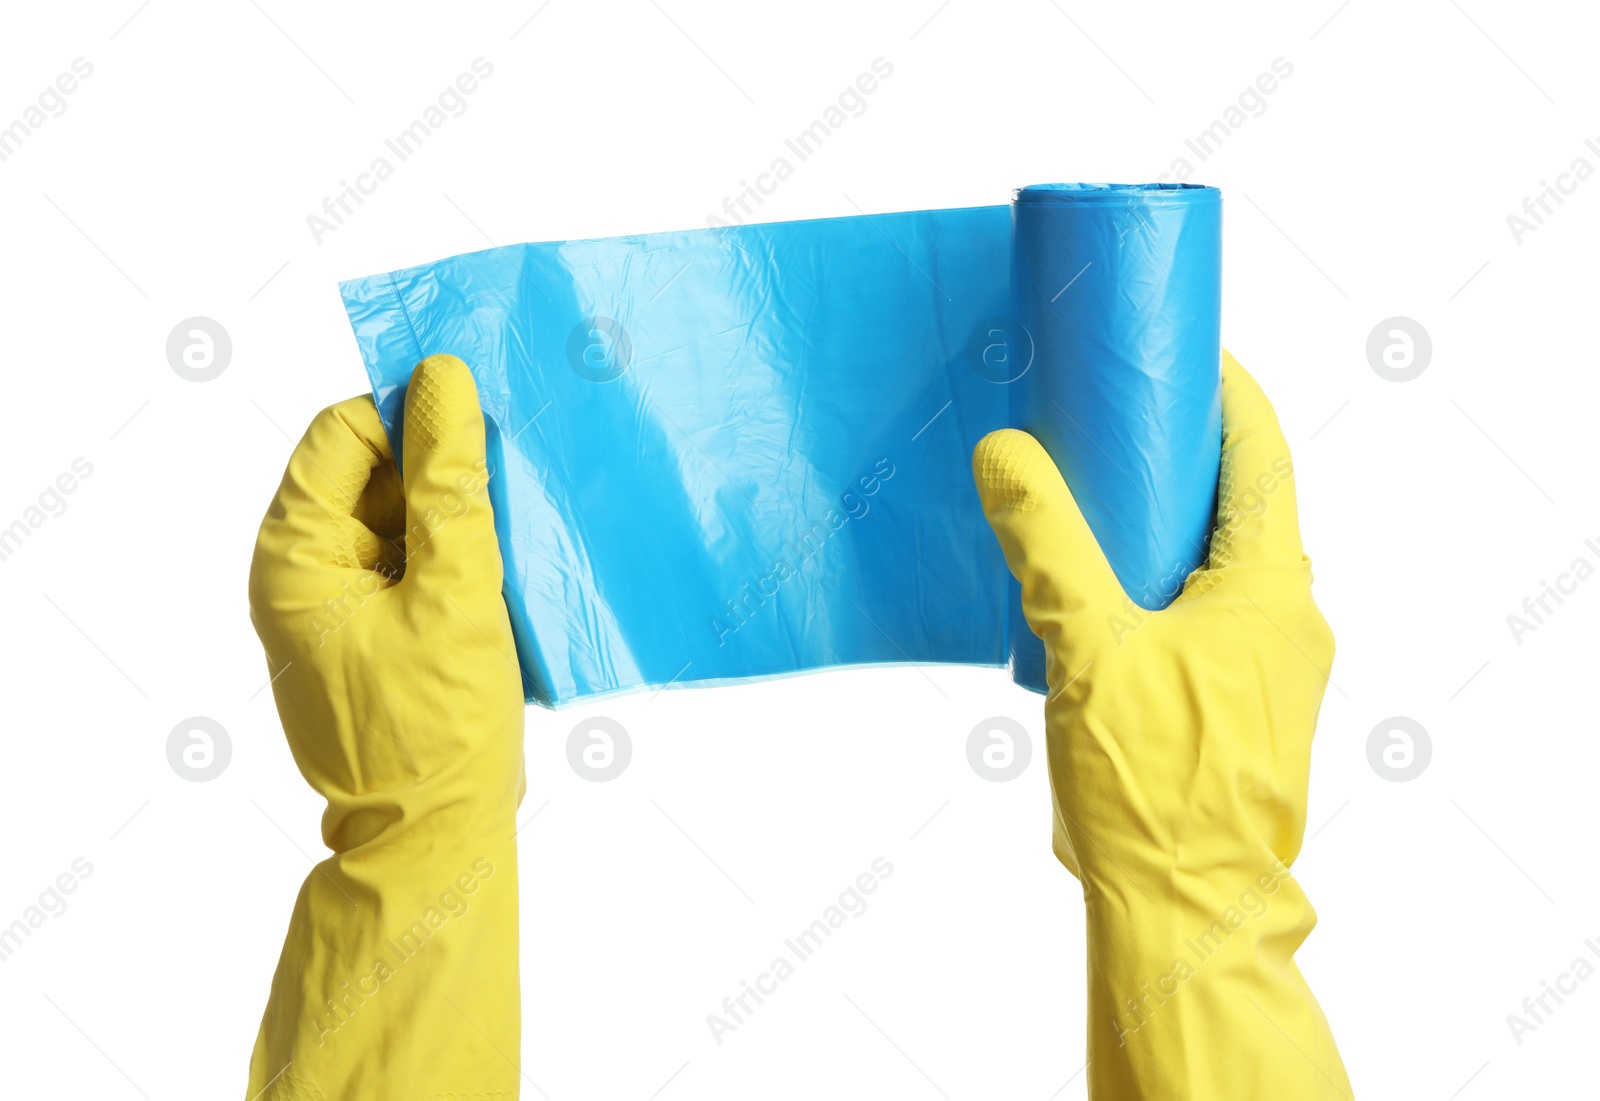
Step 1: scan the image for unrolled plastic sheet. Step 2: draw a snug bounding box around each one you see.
[341,183,1222,707]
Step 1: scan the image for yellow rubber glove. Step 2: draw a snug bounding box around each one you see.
[245,356,526,1101]
[974,353,1352,1100]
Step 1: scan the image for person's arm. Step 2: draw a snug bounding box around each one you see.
[245,357,526,1100]
[973,353,1352,1099]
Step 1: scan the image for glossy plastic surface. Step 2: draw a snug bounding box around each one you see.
[340,185,1221,705]
[1009,183,1222,687]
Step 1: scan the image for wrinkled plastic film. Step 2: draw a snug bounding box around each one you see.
[340,184,1221,706]
[1008,183,1222,690]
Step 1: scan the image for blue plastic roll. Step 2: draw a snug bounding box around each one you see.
[1008,183,1222,691]
[340,184,1221,706]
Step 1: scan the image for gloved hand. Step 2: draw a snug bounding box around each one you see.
[245,356,526,1101]
[973,353,1352,1099]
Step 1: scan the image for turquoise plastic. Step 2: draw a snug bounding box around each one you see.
[340,184,1222,706]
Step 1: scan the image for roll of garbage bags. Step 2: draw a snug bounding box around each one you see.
[340,183,1222,706]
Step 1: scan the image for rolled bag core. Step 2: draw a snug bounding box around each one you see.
[341,183,1222,706]
[1007,182,1222,691]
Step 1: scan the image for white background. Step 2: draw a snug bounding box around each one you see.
[0,1,1593,1098]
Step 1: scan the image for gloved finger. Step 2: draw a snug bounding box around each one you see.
[352,456,406,543]
[1208,352,1307,571]
[973,428,1124,681]
[252,396,406,588]
[398,354,502,598]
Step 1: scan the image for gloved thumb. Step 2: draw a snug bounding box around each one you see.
[972,429,1124,690]
[399,354,502,596]
[1209,352,1308,573]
